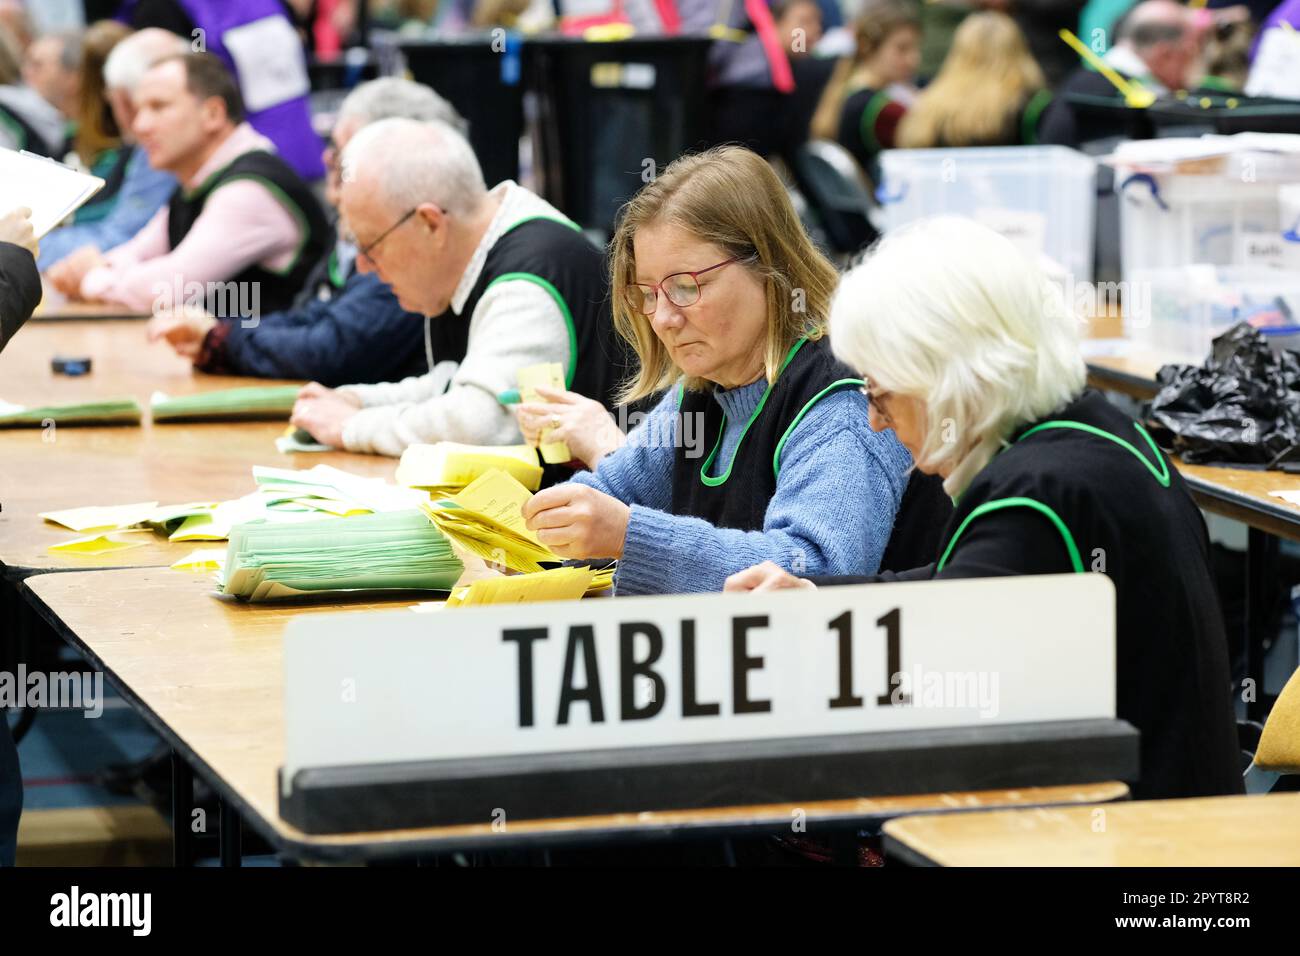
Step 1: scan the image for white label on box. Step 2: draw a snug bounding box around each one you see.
[973,208,1047,258]
[222,16,310,114]
[1238,233,1289,270]
[283,574,1116,787]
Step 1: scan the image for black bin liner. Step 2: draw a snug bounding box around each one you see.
[1147,322,1300,466]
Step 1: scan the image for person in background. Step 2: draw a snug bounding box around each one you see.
[897,11,1052,147]
[518,146,925,596]
[47,52,329,317]
[37,26,182,270]
[290,117,626,455]
[126,0,326,181]
[22,27,80,129]
[0,23,64,155]
[809,0,921,181]
[1039,0,1200,146]
[725,216,1243,803]
[148,77,463,387]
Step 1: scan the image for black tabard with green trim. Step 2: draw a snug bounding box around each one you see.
[435,215,628,413]
[165,150,330,317]
[670,336,861,531]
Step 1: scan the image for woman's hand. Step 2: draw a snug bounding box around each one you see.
[45,244,106,299]
[0,207,37,257]
[724,561,817,593]
[514,384,626,469]
[521,483,630,559]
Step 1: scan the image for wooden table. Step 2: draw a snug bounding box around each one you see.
[23,567,1131,864]
[0,320,396,576]
[32,300,150,322]
[883,792,1300,866]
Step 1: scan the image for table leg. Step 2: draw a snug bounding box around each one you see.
[1244,528,1278,724]
[219,797,242,867]
[172,750,193,867]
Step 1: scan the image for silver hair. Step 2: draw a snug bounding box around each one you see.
[337,77,467,134]
[341,117,487,219]
[102,28,189,92]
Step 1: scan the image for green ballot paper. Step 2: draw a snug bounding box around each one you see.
[220,508,464,601]
[0,397,142,427]
[151,385,301,423]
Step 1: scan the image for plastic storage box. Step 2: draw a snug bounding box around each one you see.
[877,145,1098,282]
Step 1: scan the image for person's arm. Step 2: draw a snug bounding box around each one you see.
[339,279,570,456]
[611,390,912,595]
[198,273,424,386]
[0,242,41,353]
[80,180,302,311]
[566,389,679,509]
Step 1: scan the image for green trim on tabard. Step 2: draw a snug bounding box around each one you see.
[697,337,810,488]
[1016,419,1170,487]
[484,272,578,387]
[858,89,893,154]
[1021,88,1053,145]
[937,496,1085,573]
[772,377,863,479]
[327,247,346,289]
[503,213,583,234]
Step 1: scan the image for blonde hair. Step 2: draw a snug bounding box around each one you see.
[75,20,132,166]
[810,0,920,141]
[896,12,1045,149]
[610,145,840,404]
[830,216,1085,497]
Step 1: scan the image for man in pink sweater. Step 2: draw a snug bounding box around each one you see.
[47,52,328,321]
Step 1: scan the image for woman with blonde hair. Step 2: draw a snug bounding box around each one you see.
[725,216,1243,801]
[810,0,921,177]
[519,145,939,596]
[896,12,1053,148]
[67,21,132,222]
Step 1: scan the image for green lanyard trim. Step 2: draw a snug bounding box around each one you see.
[937,497,1085,573]
[1016,419,1170,487]
[327,247,347,289]
[698,338,809,488]
[771,378,863,479]
[1020,88,1053,145]
[484,272,578,388]
[858,89,894,154]
[504,213,583,235]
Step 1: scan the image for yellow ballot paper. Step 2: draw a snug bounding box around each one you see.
[445,565,594,607]
[518,362,572,464]
[423,469,559,572]
[169,548,226,571]
[48,531,149,556]
[395,442,542,494]
[40,501,160,533]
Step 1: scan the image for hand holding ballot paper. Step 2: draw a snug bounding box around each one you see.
[510,363,626,470]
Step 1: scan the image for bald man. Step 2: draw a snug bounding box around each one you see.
[290,117,628,458]
[1040,0,1204,147]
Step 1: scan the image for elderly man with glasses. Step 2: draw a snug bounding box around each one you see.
[290,116,629,458]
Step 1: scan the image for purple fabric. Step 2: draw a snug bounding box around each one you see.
[1252,0,1300,62]
[177,0,325,180]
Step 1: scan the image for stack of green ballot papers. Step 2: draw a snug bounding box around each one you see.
[423,468,559,573]
[396,442,543,495]
[220,509,463,601]
[0,397,141,427]
[151,385,300,422]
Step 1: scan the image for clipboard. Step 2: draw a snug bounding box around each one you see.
[0,148,105,238]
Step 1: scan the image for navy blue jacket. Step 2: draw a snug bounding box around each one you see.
[196,263,429,387]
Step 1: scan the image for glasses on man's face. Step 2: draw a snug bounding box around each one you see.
[623,256,741,316]
[357,207,419,265]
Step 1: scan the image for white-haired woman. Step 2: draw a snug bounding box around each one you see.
[726,216,1242,802]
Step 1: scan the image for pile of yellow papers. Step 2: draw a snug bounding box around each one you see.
[423,469,558,573]
[47,530,151,556]
[396,442,543,495]
[40,501,161,532]
[518,362,571,464]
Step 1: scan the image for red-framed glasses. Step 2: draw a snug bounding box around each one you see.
[624,256,741,315]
